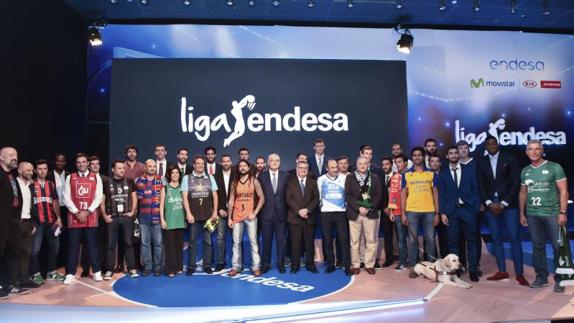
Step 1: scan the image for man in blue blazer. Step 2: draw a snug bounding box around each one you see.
[438,146,481,282]
[308,138,330,179]
[258,153,289,274]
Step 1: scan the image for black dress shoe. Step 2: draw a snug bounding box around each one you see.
[360,262,365,269]
[214,264,225,272]
[335,260,343,268]
[261,265,271,274]
[80,271,90,278]
[344,267,353,276]
[186,268,195,276]
[204,267,213,274]
[142,270,150,277]
[19,280,41,289]
[278,267,286,274]
[470,272,479,282]
[374,261,382,269]
[476,268,483,277]
[290,266,300,274]
[325,266,336,273]
[382,260,393,268]
[306,265,318,273]
[115,265,125,274]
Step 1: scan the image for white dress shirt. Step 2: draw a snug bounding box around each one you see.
[17,177,32,220]
[53,170,66,201]
[223,170,231,205]
[485,152,508,207]
[156,159,167,177]
[315,154,324,174]
[63,170,103,214]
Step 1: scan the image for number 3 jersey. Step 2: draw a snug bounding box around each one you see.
[521,160,566,217]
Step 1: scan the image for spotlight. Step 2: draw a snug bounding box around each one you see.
[184,0,191,5]
[451,0,457,4]
[248,0,255,7]
[542,0,550,15]
[88,27,102,46]
[396,1,403,9]
[307,0,315,8]
[141,0,147,4]
[439,0,446,10]
[272,0,280,7]
[110,0,118,4]
[395,26,413,54]
[346,0,354,8]
[226,0,234,6]
[509,0,517,14]
[473,0,480,12]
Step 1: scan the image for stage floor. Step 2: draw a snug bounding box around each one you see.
[2,243,574,323]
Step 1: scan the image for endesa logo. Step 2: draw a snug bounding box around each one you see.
[540,80,562,89]
[522,80,537,88]
[489,59,545,71]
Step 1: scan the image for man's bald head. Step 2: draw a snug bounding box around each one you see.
[18,161,33,180]
[0,147,18,171]
[145,159,157,176]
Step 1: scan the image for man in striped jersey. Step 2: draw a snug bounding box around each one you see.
[30,160,65,285]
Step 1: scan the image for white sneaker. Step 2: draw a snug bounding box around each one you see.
[93,271,103,282]
[63,274,74,285]
[103,271,113,281]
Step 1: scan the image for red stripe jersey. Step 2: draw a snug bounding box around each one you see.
[30,180,58,224]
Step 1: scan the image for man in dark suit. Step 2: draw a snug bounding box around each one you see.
[476,136,527,285]
[438,146,481,282]
[176,148,193,176]
[308,138,330,179]
[286,161,319,273]
[258,154,288,274]
[47,153,70,269]
[346,156,382,275]
[205,146,222,177]
[154,144,174,178]
[379,157,395,267]
[287,153,316,181]
[214,154,235,271]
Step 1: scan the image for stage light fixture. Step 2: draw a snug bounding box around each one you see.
[307,0,315,8]
[473,0,480,12]
[88,27,103,46]
[226,0,234,6]
[395,26,413,54]
[248,0,256,7]
[346,0,354,8]
[140,0,147,4]
[542,0,550,15]
[439,0,446,10]
[510,0,517,14]
[272,0,280,7]
[451,0,458,4]
[395,0,404,9]
[184,0,191,5]
[110,0,118,4]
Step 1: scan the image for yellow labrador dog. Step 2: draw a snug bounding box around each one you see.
[409,254,472,289]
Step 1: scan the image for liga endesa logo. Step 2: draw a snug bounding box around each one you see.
[180,95,349,147]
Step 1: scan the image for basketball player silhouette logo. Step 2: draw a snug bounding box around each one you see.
[223,95,256,147]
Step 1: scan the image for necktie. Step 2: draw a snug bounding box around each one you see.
[300,179,305,195]
[159,162,164,177]
[452,167,459,188]
[181,167,185,175]
[385,175,390,187]
[209,165,214,175]
[272,173,277,194]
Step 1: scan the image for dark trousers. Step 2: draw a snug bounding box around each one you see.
[67,228,101,275]
[17,220,34,282]
[381,211,395,262]
[106,216,136,272]
[321,212,350,267]
[57,207,68,268]
[289,223,315,267]
[446,207,478,273]
[437,221,449,259]
[261,219,287,268]
[188,220,212,270]
[164,229,184,274]
[81,217,106,273]
[0,214,21,287]
[31,223,60,275]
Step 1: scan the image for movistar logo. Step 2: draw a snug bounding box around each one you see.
[470,78,516,89]
[470,78,485,88]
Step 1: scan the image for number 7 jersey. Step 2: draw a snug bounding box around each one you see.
[521,160,566,217]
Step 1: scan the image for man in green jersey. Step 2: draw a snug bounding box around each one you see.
[519,140,569,292]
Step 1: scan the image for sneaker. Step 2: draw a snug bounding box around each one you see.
[516,275,529,286]
[63,274,74,285]
[529,277,549,289]
[93,271,103,282]
[555,282,566,293]
[129,270,139,278]
[394,265,407,272]
[47,271,66,281]
[104,271,113,281]
[9,286,30,296]
[32,273,45,285]
[487,271,510,281]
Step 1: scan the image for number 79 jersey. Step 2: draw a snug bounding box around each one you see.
[521,160,566,217]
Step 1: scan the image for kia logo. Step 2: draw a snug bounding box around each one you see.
[523,80,537,88]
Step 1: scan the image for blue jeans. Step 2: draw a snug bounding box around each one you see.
[393,216,408,266]
[406,212,436,267]
[446,207,478,273]
[66,228,100,275]
[485,207,524,275]
[526,215,559,282]
[188,220,213,270]
[140,223,163,273]
[31,223,60,275]
[216,217,228,266]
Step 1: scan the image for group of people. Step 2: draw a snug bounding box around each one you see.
[0,135,569,300]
